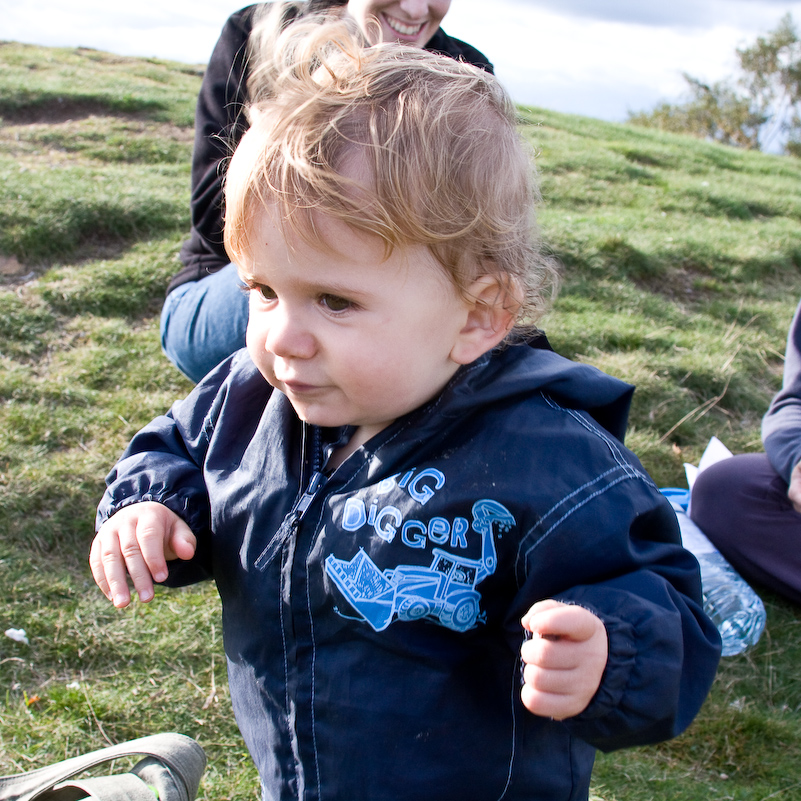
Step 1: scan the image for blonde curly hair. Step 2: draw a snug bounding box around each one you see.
[224,14,559,332]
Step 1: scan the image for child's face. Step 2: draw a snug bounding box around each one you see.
[242,208,471,444]
[345,0,451,48]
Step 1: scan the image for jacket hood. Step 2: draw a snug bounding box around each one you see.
[440,345,634,443]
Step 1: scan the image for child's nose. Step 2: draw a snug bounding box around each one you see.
[264,307,316,359]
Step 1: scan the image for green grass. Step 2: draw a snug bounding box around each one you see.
[521,106,801,482]
[1,41,801,800]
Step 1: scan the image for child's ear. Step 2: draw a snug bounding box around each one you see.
[450,274,519,365]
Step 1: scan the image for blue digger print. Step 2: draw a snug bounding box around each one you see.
[325,499,515,632]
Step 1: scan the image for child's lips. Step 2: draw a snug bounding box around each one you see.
[280,378,323,395]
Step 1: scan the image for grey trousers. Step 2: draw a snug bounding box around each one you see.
[691,452,801,605]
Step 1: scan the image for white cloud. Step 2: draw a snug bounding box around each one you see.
[498,0,801,29]
[445,0,801,118]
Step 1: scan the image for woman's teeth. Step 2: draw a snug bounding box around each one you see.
[384,14,425,36]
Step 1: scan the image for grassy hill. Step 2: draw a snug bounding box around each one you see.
[1,41,801,800]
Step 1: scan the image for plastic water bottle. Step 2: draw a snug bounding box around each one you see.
[661,489,766,657]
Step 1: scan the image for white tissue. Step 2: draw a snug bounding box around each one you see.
[5,628,29,645]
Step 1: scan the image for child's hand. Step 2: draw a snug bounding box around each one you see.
[520,599,608,720]
[89,501,196,609]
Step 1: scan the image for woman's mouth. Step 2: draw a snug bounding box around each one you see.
[382,13,426,39]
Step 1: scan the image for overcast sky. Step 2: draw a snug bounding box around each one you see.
[5,0,801,121]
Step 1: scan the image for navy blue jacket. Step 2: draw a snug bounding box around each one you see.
[97,345,721,801]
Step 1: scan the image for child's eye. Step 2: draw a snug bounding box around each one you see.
[252,283,276,301]
[320,294,352,313]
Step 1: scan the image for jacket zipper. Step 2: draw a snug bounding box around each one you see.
[254,426,327,571]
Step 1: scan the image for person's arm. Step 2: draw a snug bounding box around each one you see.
[513,484,721,751]
[762,297,801,487]
[93,353,256,600]
[95,395,216,539]
[93,404,215,596]
[187,7,256,262]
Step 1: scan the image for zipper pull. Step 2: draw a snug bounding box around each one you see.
[295,470,325,520]
[254,471,326,571]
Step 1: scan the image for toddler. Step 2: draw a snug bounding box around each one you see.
[92,19,721,801]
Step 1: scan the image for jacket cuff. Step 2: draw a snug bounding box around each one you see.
[95,489,207,535]
[568,612,637,723]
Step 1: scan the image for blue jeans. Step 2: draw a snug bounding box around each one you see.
[160,263,249,383]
